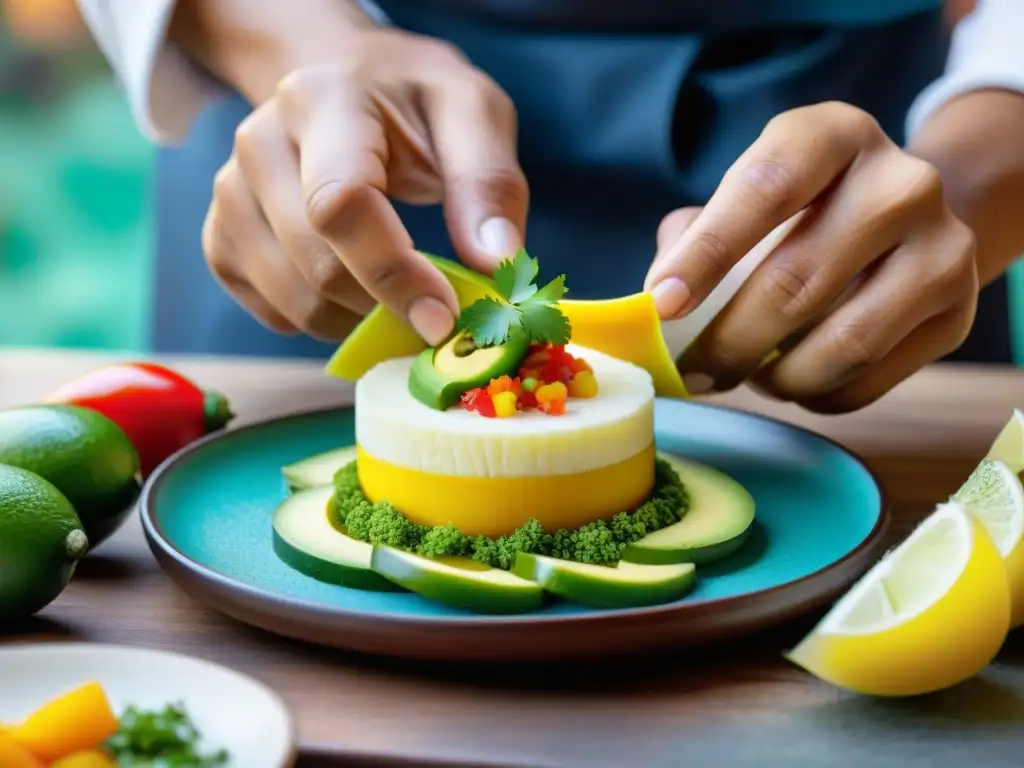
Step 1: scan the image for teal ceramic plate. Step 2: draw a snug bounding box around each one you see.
[141,400,889,662]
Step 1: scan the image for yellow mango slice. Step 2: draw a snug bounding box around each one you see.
[50,750,117,768]
[325,255,689,398]
[12,682,119,763]
[559,293,687,398]
[0,731,43,768]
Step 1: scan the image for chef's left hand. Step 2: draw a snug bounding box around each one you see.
[645,101,979,413]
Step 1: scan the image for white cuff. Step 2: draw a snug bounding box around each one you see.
[76,0,390,145]
[906,0,1024,141]
[76,0,219,144]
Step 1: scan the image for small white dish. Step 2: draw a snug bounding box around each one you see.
[0,643,295,768]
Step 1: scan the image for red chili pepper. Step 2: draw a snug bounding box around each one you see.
[45,362,234,477]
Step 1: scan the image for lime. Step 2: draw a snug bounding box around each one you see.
[0,404,140,547]
[0,463,89,619]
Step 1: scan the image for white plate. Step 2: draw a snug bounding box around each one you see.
[0,643,295,768]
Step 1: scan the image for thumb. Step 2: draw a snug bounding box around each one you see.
[425,78,529,274]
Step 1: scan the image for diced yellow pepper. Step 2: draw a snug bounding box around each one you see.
[567,370,599,398]
[492,391,518,418]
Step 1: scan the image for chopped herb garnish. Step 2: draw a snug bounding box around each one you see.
[106,702,229,767]
[457,250,571,347]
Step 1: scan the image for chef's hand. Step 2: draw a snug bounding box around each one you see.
[645,101,979,413]
[201,29,527,344]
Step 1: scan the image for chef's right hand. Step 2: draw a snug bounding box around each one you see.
[201,29,529,344]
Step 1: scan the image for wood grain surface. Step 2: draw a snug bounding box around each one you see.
[3,348,1024,767]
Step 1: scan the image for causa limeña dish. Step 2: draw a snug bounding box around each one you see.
[273,251,757,614]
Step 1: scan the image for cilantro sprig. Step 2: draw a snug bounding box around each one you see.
[457,250,571,347]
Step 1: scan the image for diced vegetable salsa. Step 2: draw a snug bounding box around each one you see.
[460,345,598,418]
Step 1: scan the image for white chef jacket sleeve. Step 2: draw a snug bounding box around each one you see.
[75,0,390,144]
[906,0,1024,141]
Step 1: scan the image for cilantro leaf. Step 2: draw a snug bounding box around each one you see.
[457,297,522,346]
[528,274,567,305]
[520,302,571,345]
[494,249,539,304]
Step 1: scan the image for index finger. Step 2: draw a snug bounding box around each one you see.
[645,102,879,318]
[278,69,460,345]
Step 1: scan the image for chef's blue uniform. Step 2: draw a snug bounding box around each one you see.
[150,0,1010,362]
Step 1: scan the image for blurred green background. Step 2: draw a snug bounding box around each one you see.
[0,10,152,352]
[2,4,1024,362]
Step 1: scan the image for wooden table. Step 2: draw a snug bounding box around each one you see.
[4,348,1024,767]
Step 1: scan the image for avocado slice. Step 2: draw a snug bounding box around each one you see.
[370,545,544,614]
[272,485,404,592]
[282,446,358,492]
[513,553,696,608]
[408,330,529,411]
[623,454,755,566]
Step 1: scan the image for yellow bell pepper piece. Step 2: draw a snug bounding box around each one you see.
[11,682,119,763]
[0,731,43,768]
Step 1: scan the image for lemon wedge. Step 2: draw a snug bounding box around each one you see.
[786,501,1010,696]
[953,459,1024,626]
[984,409,1024,473]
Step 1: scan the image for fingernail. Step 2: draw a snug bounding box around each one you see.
[478,217,523,264]
[651,278,690,319]
[408,297,455,346]
[682,373,716,395]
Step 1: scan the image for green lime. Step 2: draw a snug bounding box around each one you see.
[0,463,89,619]
[0,404,140,546]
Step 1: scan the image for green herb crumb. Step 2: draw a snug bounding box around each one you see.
[105,702,229,767]
[331,457,688,568]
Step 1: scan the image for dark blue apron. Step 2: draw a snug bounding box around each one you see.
[154,1,1006,361]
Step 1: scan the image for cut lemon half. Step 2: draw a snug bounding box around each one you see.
[984,409,1024,474]
[953,459,1024,626]
[786,501,1010,696]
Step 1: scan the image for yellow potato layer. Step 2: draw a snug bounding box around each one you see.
[357,443,656,538]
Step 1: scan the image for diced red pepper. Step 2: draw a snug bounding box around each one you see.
[460,387,497,417]
[517,390,538,410]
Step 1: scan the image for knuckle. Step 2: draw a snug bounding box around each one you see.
[900,157,945,211]
[423,37,471,67]
[233,114,260,158]
[688,228,737,282]
[211,161,238,202]
[949,298,979,349]
[276,67,321,102]
[305,181,357,235]
[759,260,817,319]
[823,101,883,146]
[830,322,879,370]
[365,259,410,294]
[475,74,516,121]
[260,310,298,335]
[927,221,977,296]
[306,254,350,296]
[202,228,234,281]
[200,213,220,267]
[294,296,334,333]
[738,158,799,217]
